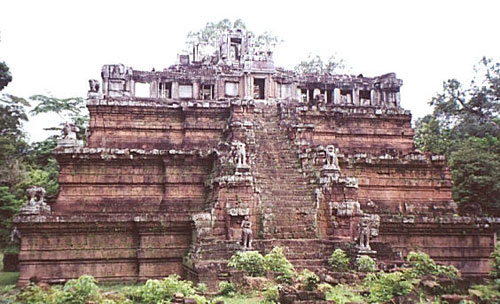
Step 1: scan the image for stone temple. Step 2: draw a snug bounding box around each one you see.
[14,29,496,287]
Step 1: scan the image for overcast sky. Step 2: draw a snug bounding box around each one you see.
[1,0,499,142]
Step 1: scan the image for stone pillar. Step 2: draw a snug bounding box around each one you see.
[296,88,302,102]
[172,81,179,99]
[352,88,359,106]
[150,81,158,98]
[193,81,200,100]
[333,88,340,104]
[369,89,375,106]
[130,79,135,97]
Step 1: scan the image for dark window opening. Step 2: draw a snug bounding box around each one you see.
[327,90,333,104]
[340,89,352,104]
[360,90,370,100]
[159,82,172,98]
[253,78,265,99]
[201,84,214,100]
[300,88,307,101]
[308,89,314,102]
[231,45,240,61]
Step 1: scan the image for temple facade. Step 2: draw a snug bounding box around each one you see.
[14,29,496,286]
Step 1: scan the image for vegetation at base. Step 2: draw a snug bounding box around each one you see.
[227,251,266,277]
[414,57,500,215]
[218,281,235,297]
[263,247,296,284]
[0,248,499,303]
[299,269,320,291]
[356,255,377,273]
[328,248,350,272]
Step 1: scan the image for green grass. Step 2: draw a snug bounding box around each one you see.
[0,253,19,287]
[220,295,264,304]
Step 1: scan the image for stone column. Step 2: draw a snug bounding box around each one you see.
[172,81,179,99]
[352,88,359,106]
[193,81,200,100]
[333,88,340,104]
[150,80,158,98]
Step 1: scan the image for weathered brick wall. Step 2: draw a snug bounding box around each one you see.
[87,102,228,150]
[297,107,415,154]
[343,158,453,212]
[16,217,192,285]
[55,156,165,214]
[379,219,496,277]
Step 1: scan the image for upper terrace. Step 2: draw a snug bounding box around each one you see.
[89,29,403,109]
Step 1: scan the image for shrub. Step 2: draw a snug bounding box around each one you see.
[356,255,377,273]
[57,275,102,304]
[124,274,197,304]
[264,247,296,284]
[490,244,500,279]
[16,284,52,304]
[406,251,459,279]
[323,284,364,304]
[218,281,235,297]
[195,282,208,294]
[227,251,266,277]
[364,271,413,303]
[262,284,279,303]
[328,249,350,272]
[469,283,500,303]
[300,269,320,291]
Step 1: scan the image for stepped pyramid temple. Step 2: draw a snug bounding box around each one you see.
[14,29,497,286]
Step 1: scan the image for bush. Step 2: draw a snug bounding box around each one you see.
[469,283,500,303]
[323,284,364,304]
[57,275,102,304]
[16,275,103,304]
[264,247,296,284]
[356,255,377,273]
[218,281,235,297]
[16,284,52,304]
[300,269,320,291]
[124,274,197,304]
[328,249,350,272]
[195,282,208,294]
[364,271,413,303]
[227,251,266,277]
[490,244,500,279]
[406,251,459,279]
[262,284,279,303]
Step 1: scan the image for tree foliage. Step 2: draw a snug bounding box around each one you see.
[185,19,281,53]
[414,57,500,214]
[0,61,12,91]
[294,54,347,75]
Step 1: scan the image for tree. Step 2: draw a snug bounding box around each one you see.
[185,18,281,52]
[415,57,500,214]
[0,61,12,91]
[294,54,347,75]
[449,136,500,212]
[29,94,89,141]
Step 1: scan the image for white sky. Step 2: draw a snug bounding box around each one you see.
[1,0,499,142]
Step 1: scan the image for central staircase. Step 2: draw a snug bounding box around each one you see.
[251,103,318,239]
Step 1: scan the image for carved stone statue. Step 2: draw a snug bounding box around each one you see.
[88,79,100,93]
[19,186,51,215]
[241,215,253,249]
[358,213,380,252]
[63,122,79,140]
[324,145,339,169]
[233,141,247,168]
[10,226,20,243]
